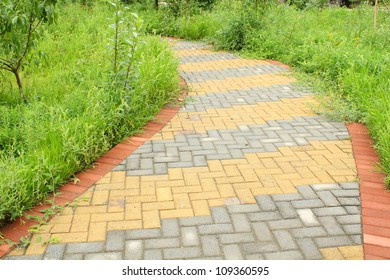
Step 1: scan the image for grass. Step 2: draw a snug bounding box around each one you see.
[0,1,180,226]
[135,1,390,187]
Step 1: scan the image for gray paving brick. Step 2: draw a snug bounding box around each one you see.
[311,183,340,191]
[342,224,362,235]
[179,216,213,226]
[161,218,180,237]
[296,209,320,226]
[313,207,347,216]
[247,211,282,222]
[181,227,200,247]
[241,242,279,254]
[351,235,362,244]
[274,230,298,250]
[245,254,265,260]
[339,182,359,189]
[315,236,352,248]
[211,207,231,223]
[219,233,255,244]
[5,255,43,260]
[201,235,221,256]
[275,202,298,219]
[337,197,361,206]
[126,228,161,239]
[144,238,180,249]
[318,216,345,235]
[125,240,143,260]
[231,214,251,232]
[317,191,340,207]
[345,206,361,215]
[63,254,83,260]
[271,193,302,202]
[265,250,304,260]
[44,244,66,260]
[297,185,318,199]
[332,189,360,197]
[268,218,303,230]
[164,247,202,260]
[291,199,324,209]
[106,230,125,251]
[252,222,274,241]
[336,215,361,225]
[296,238,323,260]
[144,249,163,260]
[292,227,327,238]
[227,204,261,214]
[66,242,104,254]
[84,252,122,260]
[198,224,234,235]
[222,244,244,260]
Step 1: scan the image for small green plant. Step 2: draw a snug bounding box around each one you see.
[0,0,58,99]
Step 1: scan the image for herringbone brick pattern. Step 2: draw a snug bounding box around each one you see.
[4,39,362,260]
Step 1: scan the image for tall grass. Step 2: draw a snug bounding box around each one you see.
[136,1,390,186]
[0,2,179,226]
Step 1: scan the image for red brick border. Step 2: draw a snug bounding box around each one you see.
[0,78,187,259]
[347,123,390,260]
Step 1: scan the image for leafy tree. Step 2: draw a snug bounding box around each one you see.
[0,0,57,100]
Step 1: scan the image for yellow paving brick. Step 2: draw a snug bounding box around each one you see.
[192,200,210,216]
[234,182,262,190]
[240,169,259,182]
[7,247,25,256]
[126,195,157,203]
[207,160,223,172]
[142,201,175,211]
[70,214,90,232]
[156,187,173,201]
[235,189,257,204]
[38,224,54,234]
[143,210,160,229]
[107,220,142,231]
[216,184,236,197]
[156,180,185,188]
[140,181,156,195]
[92,190,109,205]
[171,185,203,194]
[107,197,126,212]
[179,58,271,72]
[111,171,126,183]
[223,165,241,177]
[173,193,192,209]
[60,207,74,216]
[25,242,48,256]
[160,209,194,219]
[200,178,217,192]
[338,246,364,260]
[215,176,244,184]
[75,205,107,214]
[168,168,184,180]
[95,173,111,184]
[110,189,139,197]
[90,212,124,222]
[320,248,345,260]
[50,215,73,224]
[208,198,230,207]
[125,203,142,220]
[141,175,169,182]
[88,222,107,242]
[184,172,200,186]
[189,191,220,200]
[94,182,125,191]
[125,176,140,189]
[51,223,72,234]
[251,187,283,196]
[52,232,88,243]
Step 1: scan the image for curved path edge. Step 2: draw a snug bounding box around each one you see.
[0,79,188,259]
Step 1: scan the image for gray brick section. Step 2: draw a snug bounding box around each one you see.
[222,244,244,260]
[255,195,277,211]
[84,252,122,260]
[296,238,323,260]
[164,247,202,260]
[106,230,125,251]
[125,240,143,260]
[161,219,180,237]
[181,227,200,247]
[273,230,298,250]
[211,207,231,223]
[201,236,221,256]
[231,214,251,232]
[144,238,180,249]
[66,242,104,254]
[219,233,255,244]
[44,244,66,260]
[275,202,298,219]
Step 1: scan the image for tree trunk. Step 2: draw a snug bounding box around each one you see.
[13,69,25,100]
[155,0,159,9]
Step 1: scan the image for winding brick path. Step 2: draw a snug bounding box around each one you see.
[2,39,388,260]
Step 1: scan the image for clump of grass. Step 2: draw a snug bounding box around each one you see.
[0,2,179,226]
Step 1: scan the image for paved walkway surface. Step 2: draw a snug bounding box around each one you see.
[4,40,364,260]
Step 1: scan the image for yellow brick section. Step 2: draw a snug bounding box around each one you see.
[188,74,296,95]
[20,140,356,253]
[151,97,316,140]
[320,246,364,260]
[179,59,273,73]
